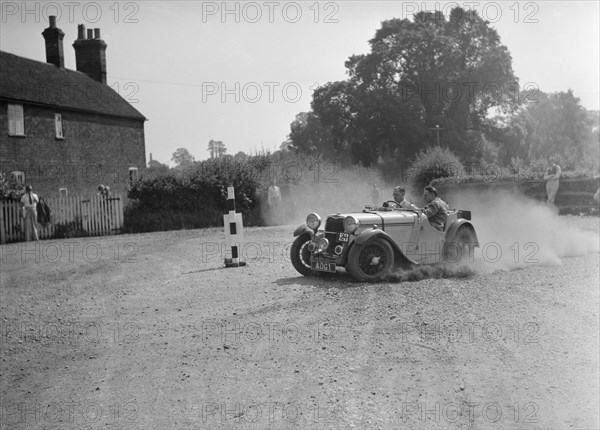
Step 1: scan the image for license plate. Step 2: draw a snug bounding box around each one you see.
[338,233,349,242]
[311,261,336,273]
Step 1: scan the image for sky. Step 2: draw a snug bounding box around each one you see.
[1,1,599,165]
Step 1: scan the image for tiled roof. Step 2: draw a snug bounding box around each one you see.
[0,51,146,120]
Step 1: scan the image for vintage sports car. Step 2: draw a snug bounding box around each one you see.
[290,201,479,282]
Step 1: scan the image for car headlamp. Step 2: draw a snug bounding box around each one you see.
[316,238,329,253]
[343,215,360,233]
[306,213,321,230]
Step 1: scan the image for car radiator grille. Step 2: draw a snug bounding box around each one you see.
[325,217,344,233]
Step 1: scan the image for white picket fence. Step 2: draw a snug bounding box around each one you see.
[0,194,124,243]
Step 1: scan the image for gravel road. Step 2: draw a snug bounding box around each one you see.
[1,216,598,429]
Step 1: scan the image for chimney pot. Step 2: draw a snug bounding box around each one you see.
[42,17,64,68]
[77,24,85,39]
[73,25,108,85]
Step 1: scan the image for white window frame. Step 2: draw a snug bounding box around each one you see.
[11,171,25,184]
[8,104,25,136]
[55,113,64,139]
[59,187,68,197]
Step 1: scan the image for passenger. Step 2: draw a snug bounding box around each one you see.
[420,186,448,231]
[391,186,419,210]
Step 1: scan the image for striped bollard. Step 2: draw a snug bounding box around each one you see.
[224,186,246,267]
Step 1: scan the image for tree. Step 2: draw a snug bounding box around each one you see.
[148,159,168,169]
[233,151,247,162]
[207,140,227,158]
[287,112,336,157]
[216,141,227,157]
[147,159,169,173]
[297,8,519,165]
[526,90,589,164]
[207,140,216,159]
[486,89,594,168]
[171,148,195,167]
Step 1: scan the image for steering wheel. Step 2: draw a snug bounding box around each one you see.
[382,200,398,208]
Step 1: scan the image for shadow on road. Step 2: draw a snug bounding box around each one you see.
[274,270,361,289]
[182,267,229,274]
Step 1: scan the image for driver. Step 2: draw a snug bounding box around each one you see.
[390,186,419,210]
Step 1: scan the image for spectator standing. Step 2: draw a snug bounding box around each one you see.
[544,163,561,206]
[371,184,381,205]
[20,185,39,241]
[97,184,113,233]
[267,179,282,225]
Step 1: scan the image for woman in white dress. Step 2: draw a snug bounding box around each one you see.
[544,163,561,206]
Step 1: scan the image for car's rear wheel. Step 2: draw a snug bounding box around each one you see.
[443,225,476,263]
[346,238,394,282]
[290,233,314,276]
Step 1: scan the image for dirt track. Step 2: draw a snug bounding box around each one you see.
[1,216,598,429]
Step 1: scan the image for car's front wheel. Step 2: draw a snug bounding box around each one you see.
[346,238,394,282]
[290,233,314,276]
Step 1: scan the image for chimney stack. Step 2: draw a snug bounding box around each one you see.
[73,23,107,84]
[42,15,64,68]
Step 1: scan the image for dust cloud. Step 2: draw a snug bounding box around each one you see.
[385,263,476,282]
[448,190,599,273]
[268,168,387,227]
[388,189,599,282]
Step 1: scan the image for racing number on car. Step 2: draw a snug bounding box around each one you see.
[338,233,349,242]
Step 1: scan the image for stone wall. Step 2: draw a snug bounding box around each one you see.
[435,178,600,214]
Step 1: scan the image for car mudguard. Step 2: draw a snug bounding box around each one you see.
[445,220,479,246]
[354,228,418,265]
[293,223,315,239]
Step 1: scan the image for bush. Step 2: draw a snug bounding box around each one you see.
[124,157,263,233]
[123,150,384,233]
[407,146,465,187]
[0,172,24,201]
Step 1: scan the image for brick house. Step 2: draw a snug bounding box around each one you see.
[0,16,146,198]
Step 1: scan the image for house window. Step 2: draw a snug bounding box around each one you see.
[59,187,68,197]
[128,167,139,187]
[11,171,25,184]
[8,104,25,136]
[55,113,64,139]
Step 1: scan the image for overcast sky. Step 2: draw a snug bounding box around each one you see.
[2,1,599,165]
